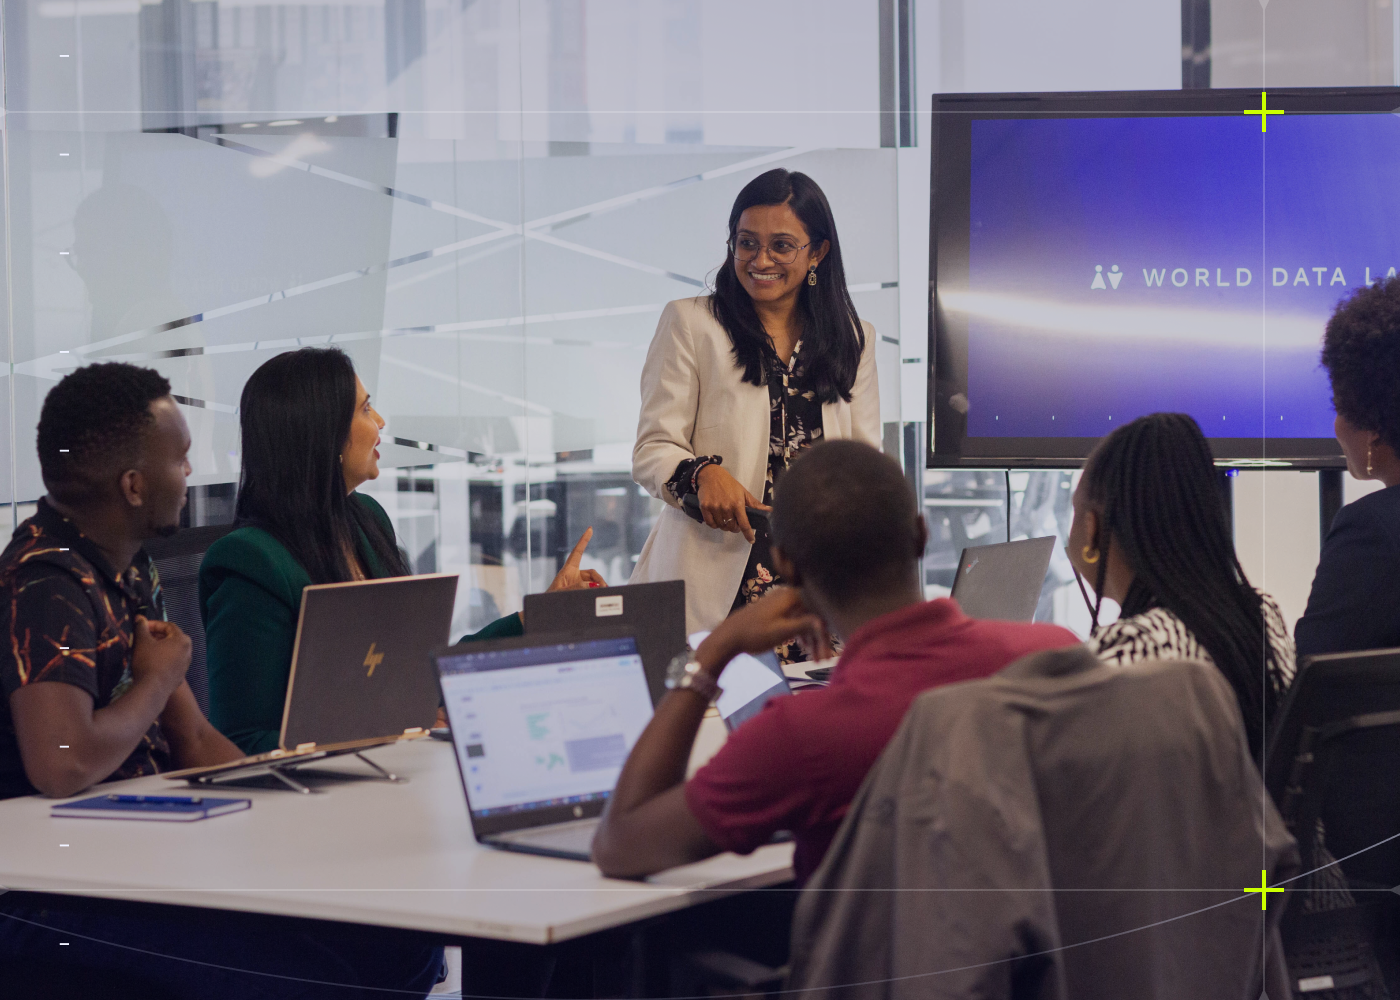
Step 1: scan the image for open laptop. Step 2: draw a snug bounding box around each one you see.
[167,573,459,788]
[523,580,685,706]
[950,536,1056,622]
[435,633,654,861]
[688,630,791,730]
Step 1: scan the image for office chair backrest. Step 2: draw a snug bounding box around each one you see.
[1267,647,1400,888]
[143,524,234,717]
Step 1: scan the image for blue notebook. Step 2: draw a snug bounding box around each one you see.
[51,794,251,822]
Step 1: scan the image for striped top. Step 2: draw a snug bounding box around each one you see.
[1089,592,1296,690]
[1093,595,1354,913]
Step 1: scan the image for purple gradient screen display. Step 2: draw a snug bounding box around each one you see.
[966,114,1400,439]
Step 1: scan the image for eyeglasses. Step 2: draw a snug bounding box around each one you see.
[729,235,811,265]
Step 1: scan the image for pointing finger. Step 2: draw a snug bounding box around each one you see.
[564,527,593,569]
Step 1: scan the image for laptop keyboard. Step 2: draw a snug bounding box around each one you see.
[492,818,599,856]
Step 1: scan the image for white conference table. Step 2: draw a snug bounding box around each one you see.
[0,720,793,945]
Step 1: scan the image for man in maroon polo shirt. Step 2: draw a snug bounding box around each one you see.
[593,441,1079,884]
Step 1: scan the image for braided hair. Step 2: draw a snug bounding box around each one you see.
[1082,412,1284,758]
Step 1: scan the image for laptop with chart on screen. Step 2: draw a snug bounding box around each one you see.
[434,633,654,861]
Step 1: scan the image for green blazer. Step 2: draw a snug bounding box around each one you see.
[199,493,522,755]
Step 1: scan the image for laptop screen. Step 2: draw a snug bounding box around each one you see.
[688,630,791,731]
[437,637,653,821]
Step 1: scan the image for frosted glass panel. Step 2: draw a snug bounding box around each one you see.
[0,0,899,624]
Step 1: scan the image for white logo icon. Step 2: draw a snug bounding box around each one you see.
[1091,264,1123,290]
[595,595,623,617]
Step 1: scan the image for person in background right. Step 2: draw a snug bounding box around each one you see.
[1066,412,1294,761]
[1295,277,1400,659]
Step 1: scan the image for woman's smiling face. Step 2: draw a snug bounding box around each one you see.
[732,202,826,306]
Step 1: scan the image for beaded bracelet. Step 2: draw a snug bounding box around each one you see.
[689,455,722,492]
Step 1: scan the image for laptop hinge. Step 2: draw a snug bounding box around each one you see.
[295,742,317,752]
[403,727,424,736]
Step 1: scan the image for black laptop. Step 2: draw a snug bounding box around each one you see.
[522,580,685,706]
[950,536,1056,622]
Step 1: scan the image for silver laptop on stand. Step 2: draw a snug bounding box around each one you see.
[167,573,459,792]
[435,633,654,861]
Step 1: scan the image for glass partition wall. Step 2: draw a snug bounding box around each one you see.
[1,0,903,640]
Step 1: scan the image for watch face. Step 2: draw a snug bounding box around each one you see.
[680,668,719,702]
[664,651,694,688]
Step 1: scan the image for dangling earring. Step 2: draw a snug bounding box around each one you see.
[807,265,818,286]
[1367,444,1374,477]
[1081,545,1100,564]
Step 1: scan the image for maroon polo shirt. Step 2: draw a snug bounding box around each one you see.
[684,598,1079,884]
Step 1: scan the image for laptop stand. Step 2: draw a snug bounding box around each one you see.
[184,747,410,795]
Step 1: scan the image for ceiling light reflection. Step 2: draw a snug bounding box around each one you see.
[940,290,1324,349]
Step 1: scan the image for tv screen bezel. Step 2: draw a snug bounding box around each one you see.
[925,86,1400,469]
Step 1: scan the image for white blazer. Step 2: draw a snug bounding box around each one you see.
[629,296,882,634]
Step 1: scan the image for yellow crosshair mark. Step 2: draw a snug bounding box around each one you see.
[1244,870,1284,910]
[1244,91,1285,132]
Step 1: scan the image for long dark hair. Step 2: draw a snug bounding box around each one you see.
[1082,412,1284,759]
[234,348,407,585]
[709,169,864,403]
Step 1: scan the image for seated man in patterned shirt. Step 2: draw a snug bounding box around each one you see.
[0,362,242,798]
[0,363,444,999]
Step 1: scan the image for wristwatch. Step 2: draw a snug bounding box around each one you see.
[664,649,722,703]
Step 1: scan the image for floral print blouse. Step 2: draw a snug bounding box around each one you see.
[667,341,824,662]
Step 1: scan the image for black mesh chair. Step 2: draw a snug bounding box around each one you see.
[1267,648,1400,999]
[143,524,234,716]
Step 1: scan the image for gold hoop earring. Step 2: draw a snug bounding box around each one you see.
[1367,444,1374,477]
[1081,545,1100,564]
[807,265,818,286]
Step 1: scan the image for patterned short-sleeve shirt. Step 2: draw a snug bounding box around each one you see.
[0,498,170,799]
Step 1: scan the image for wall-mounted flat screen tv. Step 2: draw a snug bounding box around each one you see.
[926,87,1400,468]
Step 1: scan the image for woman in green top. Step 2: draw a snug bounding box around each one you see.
[201,348,604,754]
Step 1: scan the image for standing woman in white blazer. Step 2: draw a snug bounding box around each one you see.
[630,168,881,647]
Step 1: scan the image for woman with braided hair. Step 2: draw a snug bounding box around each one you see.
[1065,412,1294,762]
